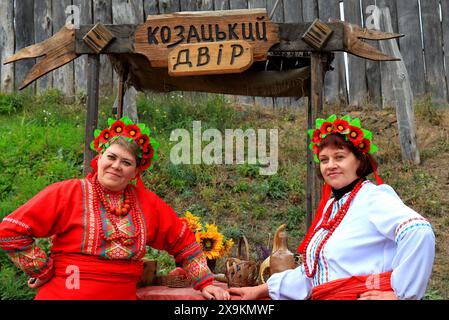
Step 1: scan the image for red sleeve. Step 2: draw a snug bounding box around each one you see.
[0,180,69,280]
[143,190,213,290]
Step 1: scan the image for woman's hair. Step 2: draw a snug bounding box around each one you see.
[108,135,141,167]
[316,133,376,179]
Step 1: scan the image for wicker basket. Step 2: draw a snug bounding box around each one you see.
[225,236,259,287]
[155,275,191,288]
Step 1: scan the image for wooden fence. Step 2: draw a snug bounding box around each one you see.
[1,0,448,108]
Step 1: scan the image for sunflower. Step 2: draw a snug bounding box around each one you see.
[219,238,234,257]
[180,211,203,233]
[195,223,224,260]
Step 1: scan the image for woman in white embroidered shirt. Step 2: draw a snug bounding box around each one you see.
[229,114,435,300]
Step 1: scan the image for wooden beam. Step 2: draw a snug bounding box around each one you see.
[83,54,100,176]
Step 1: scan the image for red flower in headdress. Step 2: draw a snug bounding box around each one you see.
[357,138,371,153]
[93,136,102,151]
[312,143,319,155]
[140,158,152,170]
[312,129,321,143]
[99,129,113,144]
[111,120,126,135]
[347,126,363,145]
[142,144,154,159]
[125,124,140,138]
[136,134,149,146]
[319,122,333,135]
[333,119,349,134]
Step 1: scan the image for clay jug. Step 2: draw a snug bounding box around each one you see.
[269,231,295,275]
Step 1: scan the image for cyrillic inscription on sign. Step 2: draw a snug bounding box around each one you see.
[168,41,253,76]
[134,9,279,68]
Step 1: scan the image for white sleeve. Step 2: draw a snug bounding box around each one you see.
[391,225,435,300]
[366,184,435,299]
[266,264,313,300]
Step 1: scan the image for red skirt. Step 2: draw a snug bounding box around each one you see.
[311,272,393,300]
[35,253,143,300]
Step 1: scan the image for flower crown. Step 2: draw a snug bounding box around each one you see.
[90,116,159,171]
[308,114,378,163]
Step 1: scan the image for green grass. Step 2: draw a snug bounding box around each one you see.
[0,90,447,299]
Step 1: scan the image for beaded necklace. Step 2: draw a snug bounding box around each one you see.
[92,179,141,246]
[302,179,364,278]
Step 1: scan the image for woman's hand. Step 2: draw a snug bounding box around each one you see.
[228,283,269,300]
[27,277,50,289]
[358,290,398,300]
[201,285,231,300]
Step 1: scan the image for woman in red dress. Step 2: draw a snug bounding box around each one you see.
[0,116,229,300]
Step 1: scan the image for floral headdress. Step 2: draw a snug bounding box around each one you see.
[90,116,159,171]
[308,114,378,163]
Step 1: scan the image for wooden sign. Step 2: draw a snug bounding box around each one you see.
[134,9,279,68]
[168,40,253,76]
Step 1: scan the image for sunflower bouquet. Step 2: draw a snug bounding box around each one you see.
[180,211,234,261]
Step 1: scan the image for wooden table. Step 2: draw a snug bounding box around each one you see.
[137,281,242,300]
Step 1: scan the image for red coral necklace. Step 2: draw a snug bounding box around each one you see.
[92,179,140,246]
[302,179,364,278]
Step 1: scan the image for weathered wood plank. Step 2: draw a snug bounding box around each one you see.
[73,0,93,95]
[0,0,15,93]
[283,0,304,107]
[318,0,347,105]
[159,0,180,14]
[180,0,214,11]
[442,0,449,102]
[396,0,425,98]
[361,0,381,107]
[112,0,143,117]
[93,0,114,95]
[15,0,36,93]
[249,0,274,107]
[144,0,160,17]
[84,54,100,175]
[302,0,318,22]
[267,0,291,107]
[378,0,398,33]
[378,8,420,164]
[214,0,229,11]
[283,0,302,23]
[420,0,447,105]
[34,0,53,93]
[344,0,368,106]
[52,0,75,96]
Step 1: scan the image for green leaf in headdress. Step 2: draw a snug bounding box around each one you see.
[362,129,373,141]
[108,118,115,127]
[94,129,101,138]
[350,118,361,128]
[308,142,314,151]
[90,140,96,151]
[121,116,133,126]
[369,144,378,154]
[313,154,319,163]
[315,118,325,129]
[342,115,351,122]
[326,114,337,123]
[308,129,315,139]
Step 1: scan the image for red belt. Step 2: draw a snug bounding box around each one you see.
[311,271,393,300]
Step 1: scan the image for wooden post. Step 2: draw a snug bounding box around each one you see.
[306,52,326,228]
[116,69,126,119]
[83,54,100,176]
